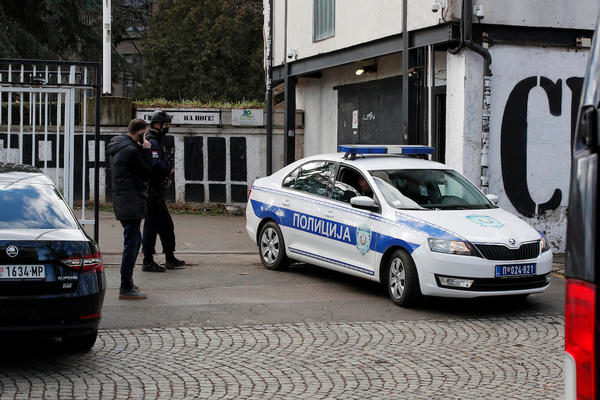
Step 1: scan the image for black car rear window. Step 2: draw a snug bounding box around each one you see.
[0,184,77,229]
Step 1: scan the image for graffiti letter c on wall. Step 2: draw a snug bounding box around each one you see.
[500,76,583,217]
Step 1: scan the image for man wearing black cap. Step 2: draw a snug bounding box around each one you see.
[142,110,186,272]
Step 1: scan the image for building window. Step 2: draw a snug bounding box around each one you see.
[314,0,335,41]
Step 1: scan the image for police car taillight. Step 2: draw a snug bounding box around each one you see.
[565,278,597,400]
[248,185,252,200]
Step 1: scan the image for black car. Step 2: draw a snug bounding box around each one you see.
[566,14,600,400]
[0,163,105,351]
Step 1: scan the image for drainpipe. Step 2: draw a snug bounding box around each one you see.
[402,0,409,143]
[265,0,273,175]
[449,0,493,193]
[427,44,434,157]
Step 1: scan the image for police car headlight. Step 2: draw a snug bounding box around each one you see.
[428,238,476,256]
[541,236,551,252]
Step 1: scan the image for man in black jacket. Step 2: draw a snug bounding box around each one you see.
[108,118,152,299]
[142,110,186,271]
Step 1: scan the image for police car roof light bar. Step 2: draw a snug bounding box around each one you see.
[338,145,435,159]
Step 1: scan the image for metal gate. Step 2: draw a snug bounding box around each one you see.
[0,59,101,243]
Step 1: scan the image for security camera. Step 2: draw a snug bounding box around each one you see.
[432,0,446,13]
[287,48,298,60]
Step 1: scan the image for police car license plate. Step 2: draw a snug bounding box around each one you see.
[495,263,536,278]
[0,265,45,279]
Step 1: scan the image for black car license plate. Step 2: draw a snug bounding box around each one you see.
[0,265,46,280]
[495,263,536,278]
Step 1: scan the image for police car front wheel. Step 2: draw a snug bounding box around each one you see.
[385,250,421,307]
[258,222,290,270]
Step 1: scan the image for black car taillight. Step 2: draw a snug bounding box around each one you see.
[61,251,104,272]
[565,278,597,400]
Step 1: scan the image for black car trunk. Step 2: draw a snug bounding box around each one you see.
[0,240,92,296]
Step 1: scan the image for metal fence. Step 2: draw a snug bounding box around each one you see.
[0,59,101,243]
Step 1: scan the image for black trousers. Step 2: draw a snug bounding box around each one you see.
[120,219,142,290]
[142,198,176,257]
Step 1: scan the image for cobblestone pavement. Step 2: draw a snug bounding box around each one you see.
[0,314,564,399]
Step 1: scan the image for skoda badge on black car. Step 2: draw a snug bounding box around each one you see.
[6,245,18,257]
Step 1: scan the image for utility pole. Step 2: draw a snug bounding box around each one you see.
[102,0,112,94]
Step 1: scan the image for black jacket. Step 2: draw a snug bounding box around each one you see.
[146,129,173,199]
[108,134,152,220]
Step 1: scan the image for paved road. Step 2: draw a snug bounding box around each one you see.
[0,213,567,399]
[98,254,565,329]
[1,315,563,399]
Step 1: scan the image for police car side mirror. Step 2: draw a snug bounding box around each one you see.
[486,194,499,205]
[351,196,378,211]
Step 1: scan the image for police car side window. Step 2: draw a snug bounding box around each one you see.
[333,167,374,203]
[284,161,334,197]
[282,168,299,188]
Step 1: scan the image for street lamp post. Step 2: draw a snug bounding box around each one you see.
[102,0,112,94]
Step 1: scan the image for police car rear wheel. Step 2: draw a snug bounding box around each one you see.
[385,250,421,307]
[259,222,289,270]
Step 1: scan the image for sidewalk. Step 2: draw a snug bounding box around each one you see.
[83,211,257,266]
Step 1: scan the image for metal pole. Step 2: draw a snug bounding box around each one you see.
[19,64,23,164]
[102,0,112,94]
[44,66,48,174]
[32,66,36,166]
[7,64,11,162]
[68,66,76,207]
[94,66,101,244]
[427,44,434,150]
[265,0,273,175]
[56,67,62,187]
[282,0,295,165]
[82,68,88,221]
[402,0,409,144]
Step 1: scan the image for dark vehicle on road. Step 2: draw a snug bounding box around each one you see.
[566,14,600,400]
[0,163,105,351]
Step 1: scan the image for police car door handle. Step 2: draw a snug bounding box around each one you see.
[325,211,335,218]
[282,199,291,207]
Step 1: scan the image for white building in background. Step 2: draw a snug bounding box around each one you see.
[264,0,598,251]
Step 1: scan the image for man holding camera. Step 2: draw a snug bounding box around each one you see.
[142,110,186,272]
[108,118,152,299]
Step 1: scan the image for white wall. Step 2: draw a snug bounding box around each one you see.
[485,45,589,250]
[269,0,597,68]
[445,50,484,186]
[271,0,449,67]
[473,0,597,30]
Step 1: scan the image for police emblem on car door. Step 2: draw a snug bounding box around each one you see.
[356,225,372,255]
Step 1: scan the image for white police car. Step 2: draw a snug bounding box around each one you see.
[246,145,552,306]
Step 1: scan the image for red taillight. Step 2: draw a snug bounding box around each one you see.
[61,251,104,272]
[248,185,253,200]
[80,312,101,320]
[565,278,597,400]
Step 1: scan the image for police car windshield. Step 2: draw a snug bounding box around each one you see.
[369,169,494,210]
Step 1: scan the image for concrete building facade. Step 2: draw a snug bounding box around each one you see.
[265,0,598,250]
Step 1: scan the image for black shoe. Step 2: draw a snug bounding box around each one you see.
[142,259,167,272]
[119,287,148,300]
[165,257,185,269]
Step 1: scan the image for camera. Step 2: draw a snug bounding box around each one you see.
[287,48,298,60]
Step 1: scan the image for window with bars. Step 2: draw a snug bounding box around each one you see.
[314,0,335,41]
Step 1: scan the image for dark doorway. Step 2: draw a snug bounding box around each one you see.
[336,76,405,145]
[432,86,446,163]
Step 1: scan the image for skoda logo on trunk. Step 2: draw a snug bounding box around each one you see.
[6,245,18,258]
